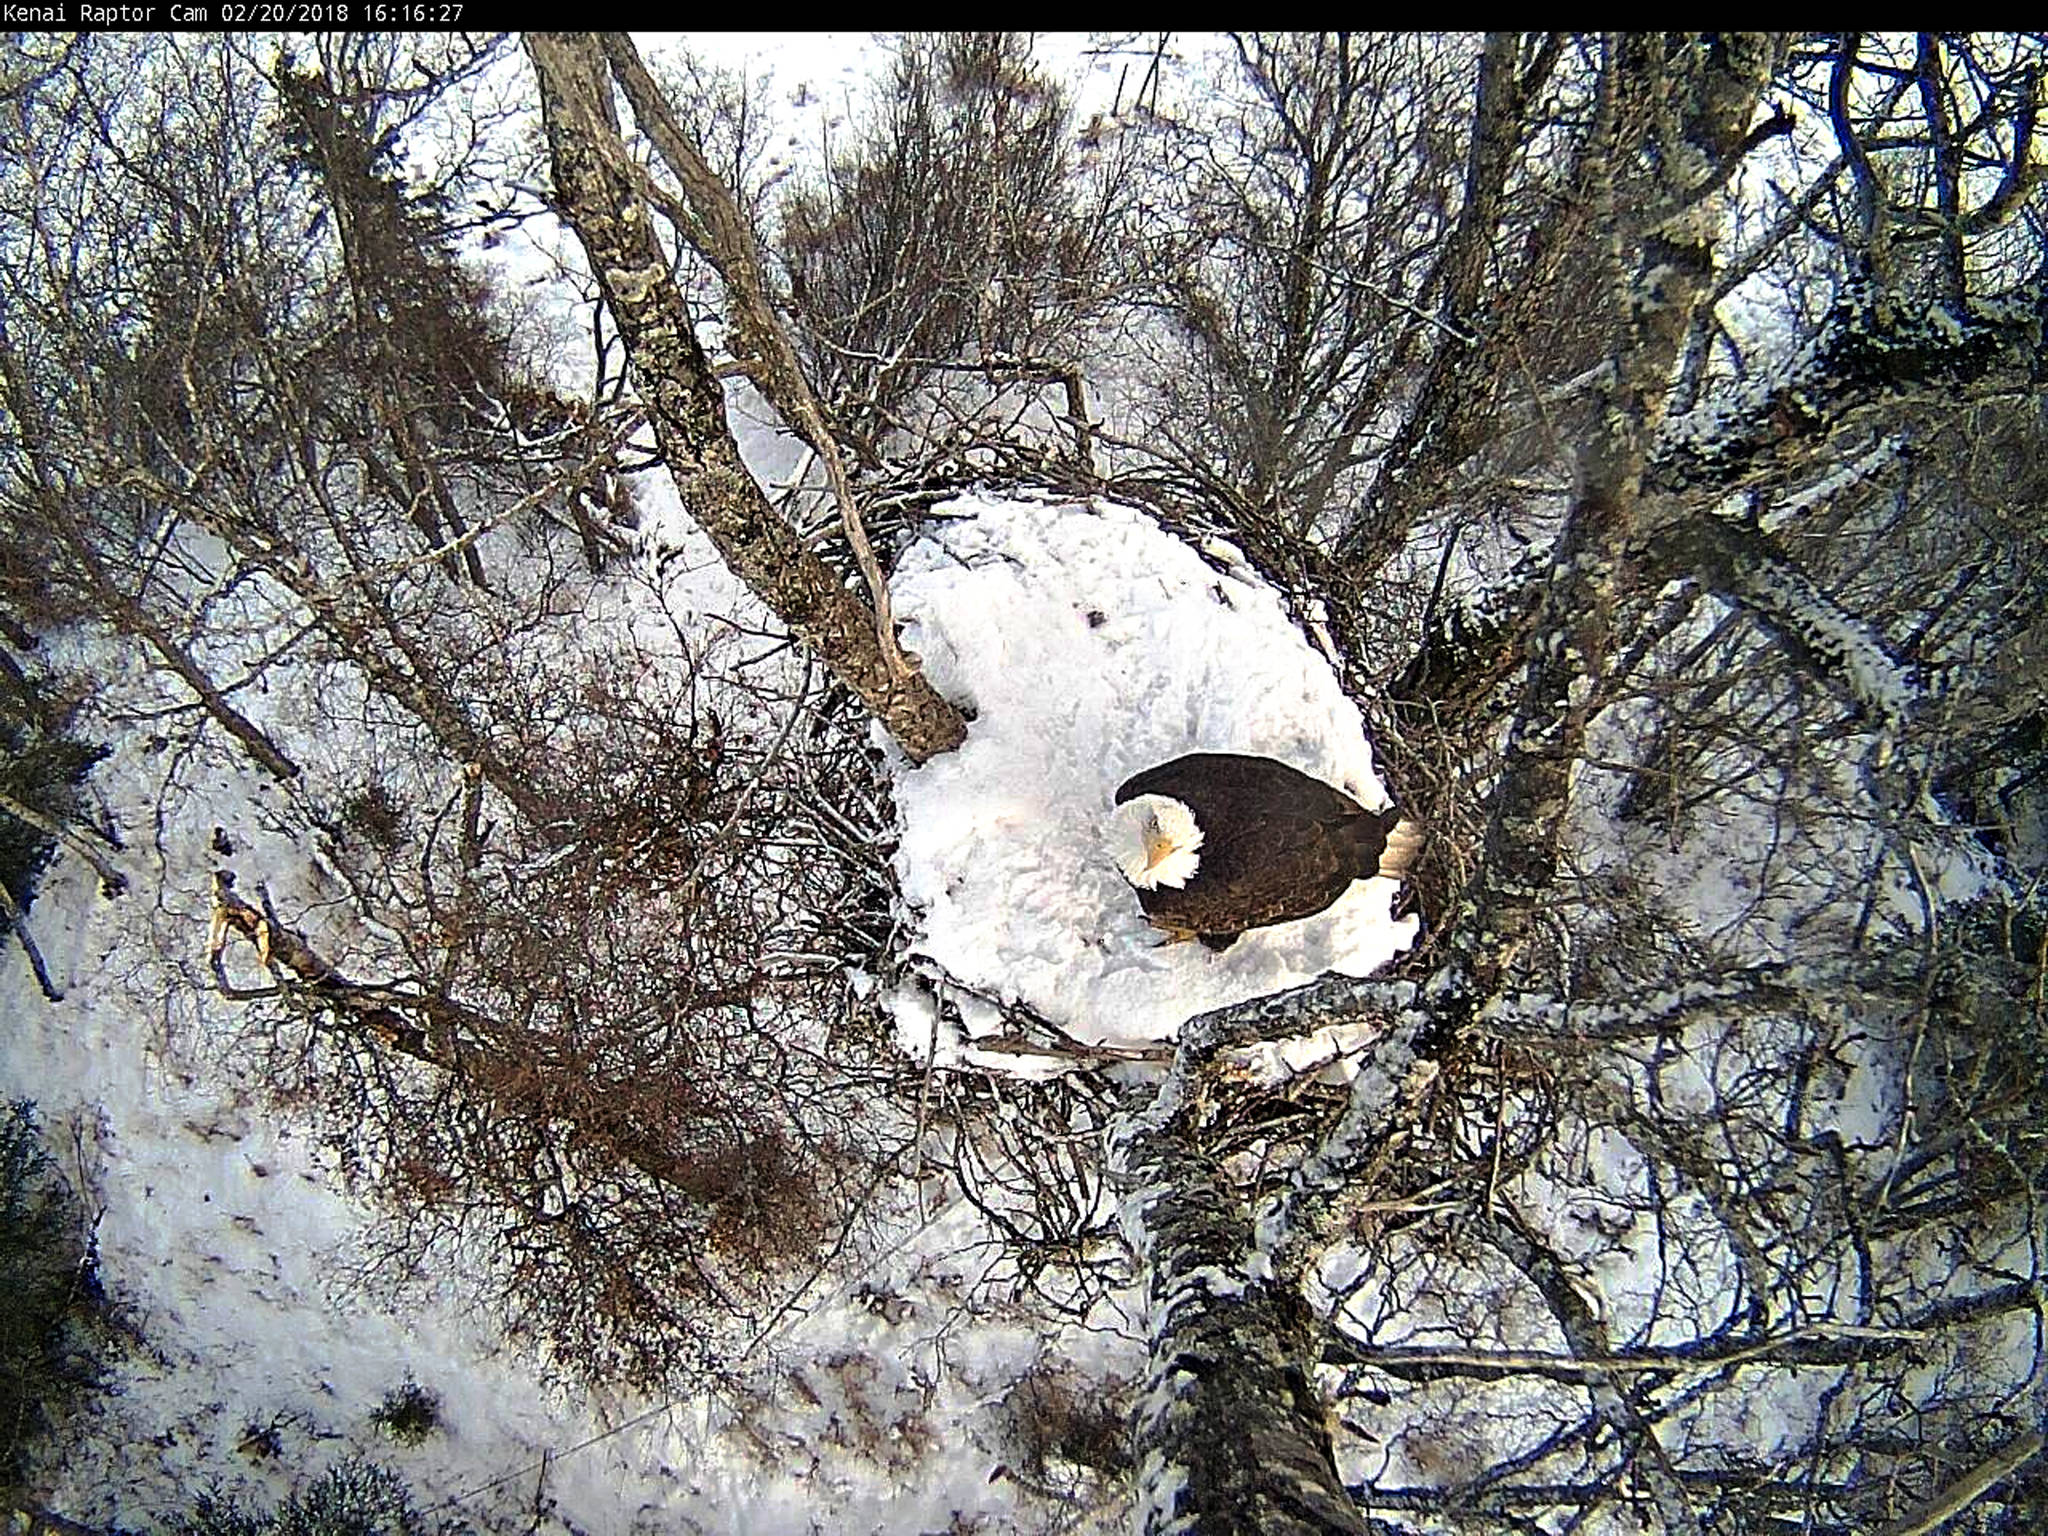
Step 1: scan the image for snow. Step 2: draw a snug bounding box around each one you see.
[0,411,1159,1536]
[5,865,615,1528]
[670,31,1179,134]
[0,846,1139,1532]
[4,28,2028,1535]
[1757,434,1903,533]
[885,494,1419,1052]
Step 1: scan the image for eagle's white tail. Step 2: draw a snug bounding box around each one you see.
[1377,815,1425,885]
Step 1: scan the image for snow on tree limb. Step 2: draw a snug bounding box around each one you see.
[1114,1072,1370,1536]
[1108,968,1453,1535]
[1323,1321,1937,1384]
[1253,1004,1432,1281]
[1437,36,1775,980]
[1116,43,1781,1529]
[1477,955,1920,1039]
[1174,974,1419,1065]
[1659,507,1921,729]
[1650,279,2048,501]
[1404,455,1927,736]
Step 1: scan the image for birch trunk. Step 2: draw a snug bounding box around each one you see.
[526,33,967,763]
[1114,41,1779,1534]
[1114,1091,1368,1536]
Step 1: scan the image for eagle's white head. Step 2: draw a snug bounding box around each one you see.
[1109,794,1204,890]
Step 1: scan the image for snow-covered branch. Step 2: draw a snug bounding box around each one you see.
[1175,973,1419,1064]
[1656,507,1922,729]
[1323,1320,1933,1384]
[1253,1003,1433,1281]
[1113,1074,1369,1536]
[1477,955,1920,1039]
[1650,280,2048,500]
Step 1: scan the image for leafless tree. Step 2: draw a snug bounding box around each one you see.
[526,30,968,764]
[202,623,909,1384]
[778,33,1116,475]
[1094,29,2048,1536]
[0,33,922,1391]
[6,28,2046,1534]
[1109,36,1481,539]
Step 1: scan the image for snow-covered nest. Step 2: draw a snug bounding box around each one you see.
[886,494,1418,1057]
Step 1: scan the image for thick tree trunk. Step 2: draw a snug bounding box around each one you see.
[1113,42,1781,1535]
[525,33,967,764]
[1114,1085,1368,1536]
[595,31,917,697]
[1462,34,1774,973]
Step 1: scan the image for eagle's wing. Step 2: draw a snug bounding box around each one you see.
[1184,802,1359,933]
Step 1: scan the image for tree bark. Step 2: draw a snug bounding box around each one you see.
[1115,1076,1368,1536]
[1115,41,1781,1535]
[592,32,912,687]
[1459,34,1774,975]
[525,33,967,764]
[1111,976,1437,1534]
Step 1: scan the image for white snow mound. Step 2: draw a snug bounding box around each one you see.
[888,495,1419,1050]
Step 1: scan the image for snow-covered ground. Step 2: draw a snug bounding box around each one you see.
[4,29,2020,1536]
[4,462,1427,1530]
[4,445,1424,1528]
[0,36,1209,1527]
[0,495,1149,1531]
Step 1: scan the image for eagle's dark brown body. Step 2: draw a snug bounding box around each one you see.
[1115,752,1410,950]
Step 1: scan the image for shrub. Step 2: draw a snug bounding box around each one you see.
[172,1457,450,1536]
[998,1364,1131,1489]
[0,1099,106,1493]
[779,33,1097,433]
[368,1379,440,1446]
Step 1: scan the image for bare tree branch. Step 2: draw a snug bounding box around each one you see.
[525,32,966,762]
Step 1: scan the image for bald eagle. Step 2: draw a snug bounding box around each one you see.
[1108,752,1421,951]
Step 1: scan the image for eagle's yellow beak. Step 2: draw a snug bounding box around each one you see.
[1142,823,1175,873]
